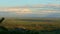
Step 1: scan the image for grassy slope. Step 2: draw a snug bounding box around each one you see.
[0,18,60,30]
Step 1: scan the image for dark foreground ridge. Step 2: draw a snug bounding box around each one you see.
[0,28,60,34]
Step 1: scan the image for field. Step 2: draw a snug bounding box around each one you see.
[0,18,60,34]
[1,18,60,30]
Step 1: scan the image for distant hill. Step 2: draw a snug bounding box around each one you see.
[0,11,60,18]
[45,13,60,18]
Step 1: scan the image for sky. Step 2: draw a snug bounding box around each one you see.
[0,0,60,17]
[0,0,60,7]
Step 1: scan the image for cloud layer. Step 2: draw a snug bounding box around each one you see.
[0,4,60,15]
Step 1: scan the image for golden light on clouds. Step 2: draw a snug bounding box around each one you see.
[0,8,32,14]
[9,8,32,14]
[0,4,59,14]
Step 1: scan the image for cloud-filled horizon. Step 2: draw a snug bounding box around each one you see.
[0,0,60,17]
[0,4,60,14]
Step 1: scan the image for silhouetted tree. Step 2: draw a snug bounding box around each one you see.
[0,17,8,31]
[0,17,5,23]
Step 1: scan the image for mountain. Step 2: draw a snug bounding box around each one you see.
[45,13,60,18]
[0,11,17,17]
[0,11,60,18]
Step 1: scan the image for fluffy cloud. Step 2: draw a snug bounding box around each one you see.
[16,8,32,14]
[0,8,32,14]
[32,10,60,15]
